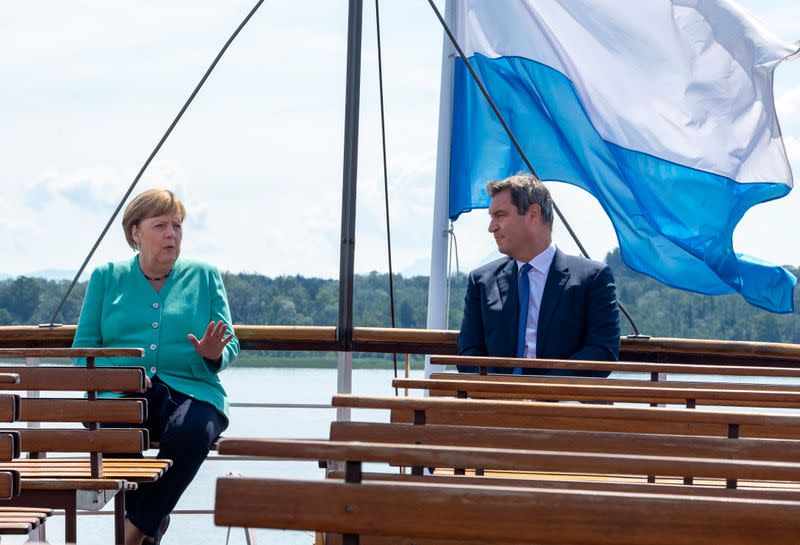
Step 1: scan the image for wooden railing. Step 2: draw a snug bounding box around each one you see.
[2,325,800,366]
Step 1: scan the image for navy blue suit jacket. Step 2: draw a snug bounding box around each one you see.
[457,249,620,377]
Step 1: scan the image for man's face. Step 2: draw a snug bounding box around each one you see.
[488,189,544,260]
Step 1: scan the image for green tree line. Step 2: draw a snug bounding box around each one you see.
[1,250,799,343]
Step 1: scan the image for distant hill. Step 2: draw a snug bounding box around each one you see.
[0,250,798,345]
[27,269,81,281]
[0,270,83,281]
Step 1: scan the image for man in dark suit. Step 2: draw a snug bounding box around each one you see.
[457,175,620,376]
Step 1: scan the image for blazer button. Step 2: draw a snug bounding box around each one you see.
[151,322,159,329]
[150,366,157,373]
[152,303,160,309]
[149,344,157,351]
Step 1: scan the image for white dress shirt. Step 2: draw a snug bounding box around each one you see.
[516,243,556,359]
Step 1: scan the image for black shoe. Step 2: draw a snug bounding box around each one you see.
[144,515,170,545]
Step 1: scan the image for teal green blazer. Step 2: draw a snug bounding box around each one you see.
[73,255,239,418]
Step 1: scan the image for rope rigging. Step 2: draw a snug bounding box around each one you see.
[373,0,401,394]
[445,221,461,330]
[424,0,643,337]
[47,0,267,327]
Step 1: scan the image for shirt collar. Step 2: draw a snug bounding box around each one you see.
[517,243,556,275]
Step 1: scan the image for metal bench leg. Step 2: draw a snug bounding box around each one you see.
[25,523,44,543]
[225,525,258,545]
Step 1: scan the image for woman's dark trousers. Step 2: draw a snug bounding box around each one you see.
[106,376,227,537]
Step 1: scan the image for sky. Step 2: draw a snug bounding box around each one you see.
[1,0,799,282]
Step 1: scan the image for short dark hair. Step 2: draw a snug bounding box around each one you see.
[486,174,554,226]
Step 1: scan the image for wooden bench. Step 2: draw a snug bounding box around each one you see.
[0,348,173,545]
[214,387,800,544]
[332,393,800,489]
[0,375,53,540]
[211,349,800,543]
[215,438,800,545]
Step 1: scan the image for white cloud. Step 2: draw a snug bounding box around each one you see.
[24,161,189,211]
[785,136,800,161]
[2,0,800,281]
[777,87,800,121]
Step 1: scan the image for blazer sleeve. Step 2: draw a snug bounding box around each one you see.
[457,271,488,357]
[203,267,239,373]
[72,266,106,366]
[569,264,621,362]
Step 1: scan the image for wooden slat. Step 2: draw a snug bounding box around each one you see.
[0,506,53,516]
[218,439,800,482]
[9,462,169,472]
[236,326,337,342]
[354,328,457,346]
[0,521,34,534]
[0,515,40,523]
[6,458,171,481]
[0,347,144,358]
[0,366,146,392]
[0,373,19,384]
[0,471,19,500]
[0,428,147,453]
[329,422,800,463]
[429,372,800,392]
[0,431,19,461]
[620,336,800,359]
[332,394,794,425]
[18,398,145,423]
[396,378,800,407]
[0,325,75,344]
[21,478,135,491]
[215,477,800,544]
[0,394,17,423]
[333,395,800,439]
[430,355,800,377]
[332,471,800,501]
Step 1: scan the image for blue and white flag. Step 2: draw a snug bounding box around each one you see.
[449,0,799,312]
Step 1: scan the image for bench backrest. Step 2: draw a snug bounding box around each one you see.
[429,371,800,391]
[216,477,800,545]
[329,421,800,463]
[0,348,147,478]
[399,377,800,408]
[429,355,800,378]
[224,437,800,482]
[332,395,800,439]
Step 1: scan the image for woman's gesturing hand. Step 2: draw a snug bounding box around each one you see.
[188,321,234,361]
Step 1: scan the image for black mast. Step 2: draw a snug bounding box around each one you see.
[338,0,364,349]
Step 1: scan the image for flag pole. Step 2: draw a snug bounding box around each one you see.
[425,0,456,378]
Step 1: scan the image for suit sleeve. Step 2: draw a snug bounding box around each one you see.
[71,267,106,366]
[202,267,240,373]
[569,265,620,363]
[457,271,488,357]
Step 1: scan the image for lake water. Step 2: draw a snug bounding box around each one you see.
[4,366,800,545]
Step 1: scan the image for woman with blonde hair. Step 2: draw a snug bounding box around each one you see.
[73,188,238,545]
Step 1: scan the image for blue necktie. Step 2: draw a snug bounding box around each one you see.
[515,263,532,374]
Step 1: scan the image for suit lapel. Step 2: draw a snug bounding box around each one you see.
[496,258,518,318]
[537,249,569,357]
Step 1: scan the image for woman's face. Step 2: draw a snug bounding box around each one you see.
[132,210,183,267]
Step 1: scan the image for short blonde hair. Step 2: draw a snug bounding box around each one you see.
[122,189,187,250]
